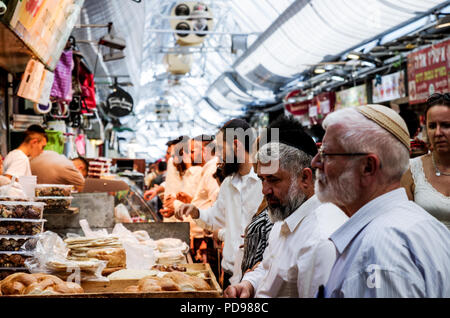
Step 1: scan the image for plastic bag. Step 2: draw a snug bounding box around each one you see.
[112,223,156,270]
[79,219,109,238]
[114,203,132,223]
[0,176,27,198]
[22,231,107,283]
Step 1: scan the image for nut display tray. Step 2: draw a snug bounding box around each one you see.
[0,202,45,219]
[0,251,33,268]
[0,218,46,236]
[0,235,37,252]
[35,184,73,197]
[35,196,73,209]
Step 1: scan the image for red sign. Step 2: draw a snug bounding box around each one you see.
[284,90,313,116]
[407,39,450,104]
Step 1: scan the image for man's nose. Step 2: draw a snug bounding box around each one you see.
[435,124,444,136]
[262,182,273,196]
[311,153,322,170]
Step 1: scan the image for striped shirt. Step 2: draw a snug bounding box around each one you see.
[324,188,450,298]
[241,208,273,276]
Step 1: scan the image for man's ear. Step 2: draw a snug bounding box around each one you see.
[361,154,380,177]
[298,167,313,189]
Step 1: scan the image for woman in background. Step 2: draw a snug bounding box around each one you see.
[401,93,450,229]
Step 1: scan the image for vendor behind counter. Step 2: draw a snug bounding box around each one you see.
[30,150,85,192]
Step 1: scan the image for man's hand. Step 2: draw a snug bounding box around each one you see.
[224,281,254,298]
[175,203,199,221]
[160,207,175,218]
[144,185,164,201]
[176,192,193,204]
[163,194,175,209]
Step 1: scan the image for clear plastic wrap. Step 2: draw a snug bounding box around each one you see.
[35,184,73,197]
[0,201,45,219]
[112,223,156,270]
[0,196,31,202]
[35,196,73,209]
[22,231,108,283]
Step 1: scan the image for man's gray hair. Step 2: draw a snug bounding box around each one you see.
[322,107,410,183]
[257,142,312,177]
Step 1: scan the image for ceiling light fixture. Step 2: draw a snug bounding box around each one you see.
[435,14,450,29]
[314,68,326,74]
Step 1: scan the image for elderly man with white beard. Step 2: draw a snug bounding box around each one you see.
[312,104,450,298]
[223,137,348,298]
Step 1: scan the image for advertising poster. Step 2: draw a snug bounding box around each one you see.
[407,39,450,104]
[335,84,367,109]
[372,70,406,103]
[8,0,84,69]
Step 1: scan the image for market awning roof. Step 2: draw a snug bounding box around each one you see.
[233,0,449,90]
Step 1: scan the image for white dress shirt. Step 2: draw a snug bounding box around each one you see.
[198,167,263,283]
[162,157,183,198]
[169,165,204,238]
[190,156,220,210]
[243,196,349,298]
[3,149,32,177]
[325,188,450,298]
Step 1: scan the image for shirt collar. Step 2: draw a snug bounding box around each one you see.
[231,166,259,189]
[329,188,408,254]
[281,195,320,234]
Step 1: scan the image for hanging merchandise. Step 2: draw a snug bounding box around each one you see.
[17,58,45,103]
[75,134,86,156]
[50,49,74,102]
[78,62,97,112]
[106,86,134,117]
[44,130,65,154]
[49,101,70,119]
[34,68,55,114]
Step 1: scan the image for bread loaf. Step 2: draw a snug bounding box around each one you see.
[123,272,210,293]
[0,273,84,295]
[86,248,126,268]
[163,272,211,291]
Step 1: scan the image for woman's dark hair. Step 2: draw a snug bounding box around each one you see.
[399,109,420,138]
[425,93,450,118]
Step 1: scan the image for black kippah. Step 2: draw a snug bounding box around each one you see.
[265,116,318,157]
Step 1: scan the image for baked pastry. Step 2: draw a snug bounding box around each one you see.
[155,250,186,264]
[151,264,187,272]
[0,273,84,295]
[124,285,140,293]
[107,269,159,280]
[163,272,211,291]
[86,248,126,268]
[0,273,36,295]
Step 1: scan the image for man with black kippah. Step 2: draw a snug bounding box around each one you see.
[224,115,348,298]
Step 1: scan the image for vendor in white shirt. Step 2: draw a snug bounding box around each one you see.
[176,119,263,289]
[3,124,47,179]
[224,133,348,298]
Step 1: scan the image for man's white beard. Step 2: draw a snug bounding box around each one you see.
[267,179,306,223]
[315,166,359,207]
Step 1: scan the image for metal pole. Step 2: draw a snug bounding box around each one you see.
[145,28,260,36]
